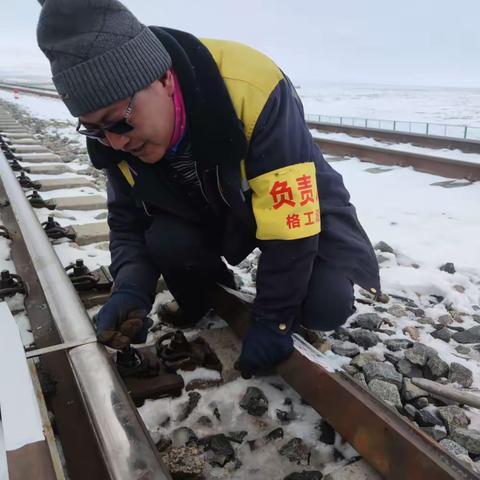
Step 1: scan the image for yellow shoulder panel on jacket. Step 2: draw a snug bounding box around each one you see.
[118,160,135,187]
[201,38,283,143]
[249,162,321,240]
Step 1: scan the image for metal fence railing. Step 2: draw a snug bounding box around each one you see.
[305,114,480,142]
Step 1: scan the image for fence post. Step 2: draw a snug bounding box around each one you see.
[393,121,396,131]
[426,123,429,135]
[464,126,468,139]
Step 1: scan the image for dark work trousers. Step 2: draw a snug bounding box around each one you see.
[145,212,355,330]
[145,212,235,322]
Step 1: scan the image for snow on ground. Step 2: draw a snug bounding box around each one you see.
[0,89,73,122]
[0,422,6,480]
[330,156,480,279]
[312,131,480,165]
[0,304,44,452]
[299,83,480,127]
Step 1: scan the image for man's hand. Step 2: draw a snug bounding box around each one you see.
[237,320,294,378]
[94,292,153,349]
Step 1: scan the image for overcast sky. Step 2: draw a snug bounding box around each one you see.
[1,0,479,88]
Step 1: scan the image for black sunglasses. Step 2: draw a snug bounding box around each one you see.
[76,93,137,140]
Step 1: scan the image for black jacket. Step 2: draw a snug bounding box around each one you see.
[87,27,381,331]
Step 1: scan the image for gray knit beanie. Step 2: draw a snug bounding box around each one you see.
[36,0,172,117]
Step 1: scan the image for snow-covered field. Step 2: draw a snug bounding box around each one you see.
[1,85,480,477]
[300,83,480,127]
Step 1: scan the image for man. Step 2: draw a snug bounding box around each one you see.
[36,0,380,376]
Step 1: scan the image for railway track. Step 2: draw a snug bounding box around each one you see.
[0,91,479,480]
[2,84,480,182]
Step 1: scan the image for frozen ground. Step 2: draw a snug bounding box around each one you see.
[299,83,480,127]
[0,89,73,122]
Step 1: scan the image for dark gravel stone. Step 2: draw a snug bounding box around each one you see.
[404,343,437,367]
[226,431,248,444]
[196,416,213,428]
[421,427,447,442]
[439,262,456,274]
[412,397,429,409]
[455,345,471,355]
[438,314,453,326]
[203,434,235,467]
[375,241,394,254]
[406,307,425,318]
[276,408,297,423]
[384,352,402,365]
[240,386,269,417]
[266,427,285,441]
[473,315,480,324]
[431,328,453,343]
[317,420,336,445]
[452,428,480,455]
[156,436,173,452]
[348,329,380,348]
[284,472,323,480]
[330,327,351,342]
[396,359,424,378]
[417,317,434,325]
[368,379,402,407]
[404,404,417,420]
[248,428,285,451]
[424,356,449,380]
[415,408,444,427]
[355,313,384,331]
[342,365,360,376]
[353,372,368,388]
[385,338,414,352]
[177,392,201,422]
[448,362,473,388]
[363,361,403,388]
[402,378,428,402]
[160,445,204,478]
[350,352,380,369]
[331,341,360,358]
[437,406,470,434]
[388,304,408,318]
[452,326,480,344]
[448,326,466,333]
[279,438,311,465]
[439,439,468,457]
[212,406,221,421]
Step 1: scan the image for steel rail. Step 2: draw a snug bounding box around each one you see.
[313,137,480,181]
[0,149,171,480]
[307,121,480,154]
[210,286,479,480]
[0,83,59,98]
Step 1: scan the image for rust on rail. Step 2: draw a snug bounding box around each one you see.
[313,137,480,182]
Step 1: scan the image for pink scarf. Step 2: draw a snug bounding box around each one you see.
[167,69,187,151]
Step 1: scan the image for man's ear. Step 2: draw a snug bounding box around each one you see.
[160,70,174,97]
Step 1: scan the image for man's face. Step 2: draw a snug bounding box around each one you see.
[79,73,175,164]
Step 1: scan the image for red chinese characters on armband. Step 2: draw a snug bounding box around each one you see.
[268,173,320,231]
[250,162,321,240]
